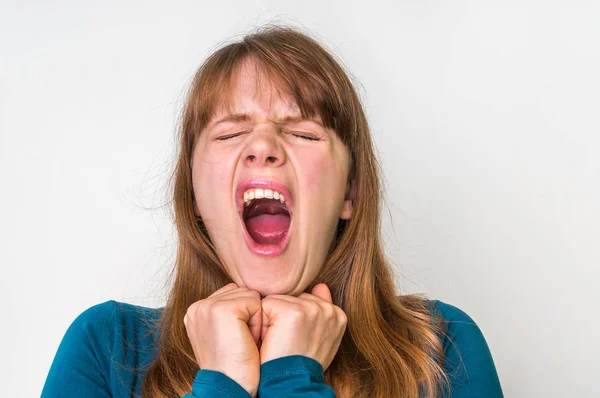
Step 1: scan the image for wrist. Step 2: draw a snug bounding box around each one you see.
[258,355,335,397]
[193,369,255,397]
[261,355,325,382]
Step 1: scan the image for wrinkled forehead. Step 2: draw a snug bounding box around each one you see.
[207,57,321,127]
[213,60,297,121]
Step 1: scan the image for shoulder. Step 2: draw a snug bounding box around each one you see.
[427,299,490,354]
[70,300,118,327]
[60,300,119,351]
[43,300,164,397]
[69,300,162,337]
[425,299,503,396]
[428,299,479,333]
[59,300,163,359]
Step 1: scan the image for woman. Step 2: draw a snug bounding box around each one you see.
[42,25,503,397]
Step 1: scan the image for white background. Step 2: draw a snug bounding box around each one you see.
[1,1,598,397]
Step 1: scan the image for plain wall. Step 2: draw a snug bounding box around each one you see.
[1,1,598,396]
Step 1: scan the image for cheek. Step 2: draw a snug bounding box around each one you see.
[193,150,236,213]
[297,147,348,207]
[298,155,325,192]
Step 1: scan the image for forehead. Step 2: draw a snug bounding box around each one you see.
[210,58,303,123]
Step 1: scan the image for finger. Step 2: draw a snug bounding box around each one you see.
[263,294,330,315]
[216,288,260,301]
[192,294,261,325]
[260,296,296,334]
[269,292,329,307]
[261,306,270,342]
[209,282,239,298]
[297,292,326,303]
[310,283,332,303]
[222,296,262,329]
[262,294,302,303]
[248,302,262,345]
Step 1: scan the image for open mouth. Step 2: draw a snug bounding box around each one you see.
[237,181,294,257]
[244,197,290,244]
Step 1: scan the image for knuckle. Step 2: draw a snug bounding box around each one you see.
[338,309,348,325]
[306,302,321,318]
[248,290,261,300]
[261,296,274,308]
[258,294,277,308]
[289,303,308,321]
[185,302,199,320]
[322,304,336,320]
[210,301,230,315]
[325,312,336,323]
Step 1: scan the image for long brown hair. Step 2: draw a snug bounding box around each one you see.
[142,25,450,397]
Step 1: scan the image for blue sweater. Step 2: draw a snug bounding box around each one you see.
[41,300,503,397]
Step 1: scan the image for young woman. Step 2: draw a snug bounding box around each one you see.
[42,26,503,397]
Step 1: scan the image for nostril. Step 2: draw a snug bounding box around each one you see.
[247,155,256,162]
[267,156,277,163]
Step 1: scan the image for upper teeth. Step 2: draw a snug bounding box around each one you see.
[243,188,285,206]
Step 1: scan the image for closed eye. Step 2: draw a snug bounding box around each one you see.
[216,131,248,141]
[293,134,320,141]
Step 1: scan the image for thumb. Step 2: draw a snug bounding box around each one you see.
[248,304,262,346]
[261,305,270,342]
[311,283,332,303]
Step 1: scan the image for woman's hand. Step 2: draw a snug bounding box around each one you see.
[184,283,262,397]
[259,283,347,371]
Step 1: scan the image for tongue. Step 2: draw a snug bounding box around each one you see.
[245,214,290,245]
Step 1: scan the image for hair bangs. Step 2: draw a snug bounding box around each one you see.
[190,35,355,149]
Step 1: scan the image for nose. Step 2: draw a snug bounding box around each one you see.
[242,127,286,168]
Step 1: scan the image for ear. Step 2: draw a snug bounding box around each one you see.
[340,179,356,220]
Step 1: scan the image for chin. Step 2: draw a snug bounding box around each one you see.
[238,270,302,297]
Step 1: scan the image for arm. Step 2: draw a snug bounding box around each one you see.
[436,301,504,398]
[257,284,343,398]
[183,370,252,397]
[258,355,335,398]
[182,355,334,397]
[42,300,251,398]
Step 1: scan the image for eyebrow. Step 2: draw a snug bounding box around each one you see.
[208,113,324,128]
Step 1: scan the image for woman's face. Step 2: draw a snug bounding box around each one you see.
[192,58,353,296]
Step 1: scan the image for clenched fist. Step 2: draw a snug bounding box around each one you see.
[184,282,347,396]
[260,283,347,371]
[184,283,262,397]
